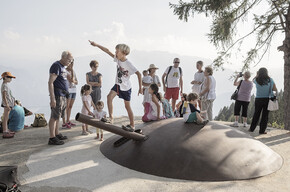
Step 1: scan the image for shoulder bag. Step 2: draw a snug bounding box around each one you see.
[267,82,278,111]
[231,80,243,100]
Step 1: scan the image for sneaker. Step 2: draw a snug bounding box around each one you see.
[243,123,248,127]
[62,123,71,129]
[87,130,93,134]
[82,131,89,135]
[122,125,135,132]
[2,132,14,139]
[48,137,64,145]
[56,133,68,140]
[232,122,239,127]
[68,121,76,126]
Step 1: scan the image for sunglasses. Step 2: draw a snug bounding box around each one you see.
[174,62,180,63]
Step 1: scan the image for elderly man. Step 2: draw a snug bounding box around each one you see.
[162,58,183,111]
[48,51,73,145]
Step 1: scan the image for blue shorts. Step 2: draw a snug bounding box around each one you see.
[111,84,131,101]
[68,93,76,99]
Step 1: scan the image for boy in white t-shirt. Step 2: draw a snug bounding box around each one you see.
[162,58,183,111]
[89,40,142,132]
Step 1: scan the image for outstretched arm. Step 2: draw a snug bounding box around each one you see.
[89,40,114,58]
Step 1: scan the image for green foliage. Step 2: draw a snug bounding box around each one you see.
[169,0,288,69]
[215,90,285,129]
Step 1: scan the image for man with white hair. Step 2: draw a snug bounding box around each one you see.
[48,51,73,145]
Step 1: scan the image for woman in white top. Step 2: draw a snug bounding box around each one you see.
[191,60,205,94]
[199,66,216,121]
[143,64,161,104]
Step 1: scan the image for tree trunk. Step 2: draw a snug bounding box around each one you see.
[284,5,290,130]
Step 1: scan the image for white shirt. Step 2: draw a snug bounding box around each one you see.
[201,76,216,100]
[164,66,182,88]
[192,71,205,94]
[93,110,107,120]
[114,56,138,91]
[142,76,153,88]
[81,95,92,114]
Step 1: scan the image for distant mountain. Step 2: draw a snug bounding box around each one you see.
[0,50,283,118]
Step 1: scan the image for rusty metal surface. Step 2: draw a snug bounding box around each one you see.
[75,113,146,141]
[100,118,283,181]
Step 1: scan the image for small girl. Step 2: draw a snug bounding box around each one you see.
[160,93,174,119]
[142,84,161,122]
[175,93,187,117]
[93,101,107,141]
[81,84,96,135]
[1,72,16,139]
[183,93,208,125]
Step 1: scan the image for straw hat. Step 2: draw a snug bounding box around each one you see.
[148,64,159,71]
[1,72,16,79]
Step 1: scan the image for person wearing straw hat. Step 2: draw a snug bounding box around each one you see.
[143,64,161,104]
[1,72,16,138]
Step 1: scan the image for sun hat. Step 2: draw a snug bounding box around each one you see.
[148,64,159,71]
[1,72,16,80]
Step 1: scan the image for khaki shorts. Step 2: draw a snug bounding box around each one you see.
[50,96,67,120]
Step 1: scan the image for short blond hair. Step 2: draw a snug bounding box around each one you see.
[116,44,130,55]
[205,66,213,75]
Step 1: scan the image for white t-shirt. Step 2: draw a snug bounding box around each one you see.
[93,110,107,120]
[143,75,161,104]
[81,95,92,115]
[114,56,138,91]
[142,76,153,88]
[68,70,77,93]
[192,71,205,94]
[164,66,182,88]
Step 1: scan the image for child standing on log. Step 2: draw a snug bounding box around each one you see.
[89,40,142,132]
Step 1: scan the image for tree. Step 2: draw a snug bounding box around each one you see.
[170,1,290,130]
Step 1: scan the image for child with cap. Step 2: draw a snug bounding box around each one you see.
[1,72,16,138]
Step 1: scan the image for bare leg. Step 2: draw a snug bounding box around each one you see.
[171,99,177,112]
[66,98,75,123]
[55,119,59,135]
[49,118,57,138]
[124,100,134,127]
[2,107,10,132]
[243,117,247,124]
[196,113,204,123]
[107,90,117,119]
[235,116,239,122]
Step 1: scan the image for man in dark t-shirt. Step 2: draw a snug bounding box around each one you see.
[48,51,73,145]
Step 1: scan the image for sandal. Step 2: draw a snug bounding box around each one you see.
[3,132,14,139]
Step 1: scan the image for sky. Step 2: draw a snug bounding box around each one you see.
[0,0,285,120]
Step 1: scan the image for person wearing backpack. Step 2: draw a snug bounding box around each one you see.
[162,58,183,111]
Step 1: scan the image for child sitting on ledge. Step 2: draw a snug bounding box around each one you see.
[183,93,208,125]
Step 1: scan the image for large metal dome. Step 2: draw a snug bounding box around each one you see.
[100,118,283,181]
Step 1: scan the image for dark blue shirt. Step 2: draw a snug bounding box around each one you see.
[189,103,200,113]
[49,61,68,97]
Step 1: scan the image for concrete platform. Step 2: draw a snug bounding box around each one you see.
[1,117,290,192]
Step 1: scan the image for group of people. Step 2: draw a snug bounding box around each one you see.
[1,40,277,143]
[232,68,277,134]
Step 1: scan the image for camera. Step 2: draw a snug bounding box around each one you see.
[239,72,243,77]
